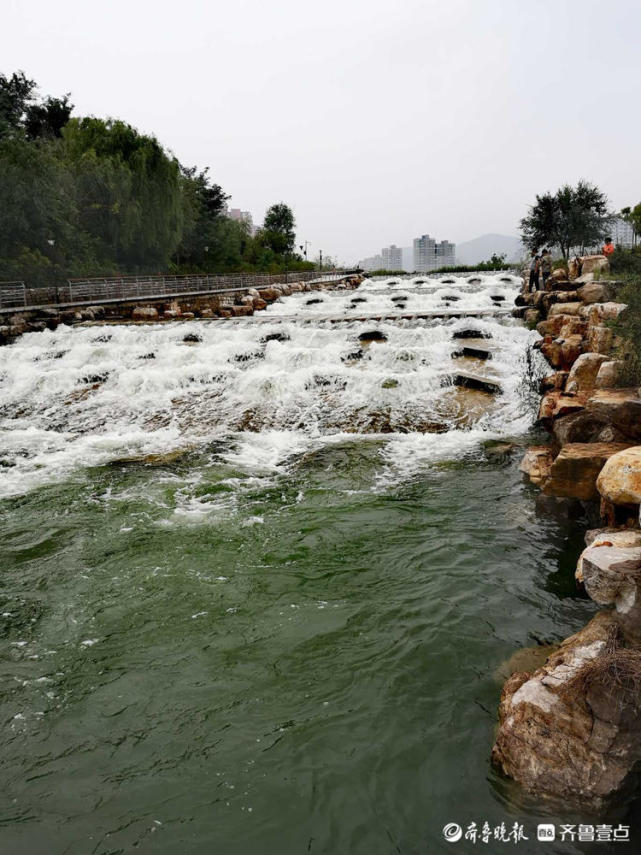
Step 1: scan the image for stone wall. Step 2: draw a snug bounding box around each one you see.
[493,258,641,811]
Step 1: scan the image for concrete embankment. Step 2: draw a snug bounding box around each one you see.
[492,256,641,811]
[0,274,364,345]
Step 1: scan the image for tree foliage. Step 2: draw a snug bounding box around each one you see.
[520,181,613,258]
[0,71,312,286]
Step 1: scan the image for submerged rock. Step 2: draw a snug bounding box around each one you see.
[183,333,202,343]
[519,446,554,486]
[452,372,501,394]
[452,328,492,340]
[358,330,387,343]
[261,332,290,344]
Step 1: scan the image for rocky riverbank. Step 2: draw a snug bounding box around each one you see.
[0,274,364,345]
[492,257,641,811]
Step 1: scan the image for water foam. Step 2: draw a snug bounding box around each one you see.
[0,274,539,497]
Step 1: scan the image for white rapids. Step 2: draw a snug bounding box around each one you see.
[0,274,540,498]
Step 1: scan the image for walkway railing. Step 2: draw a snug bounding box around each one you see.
[65,270,351,304]
[0,281,26,309]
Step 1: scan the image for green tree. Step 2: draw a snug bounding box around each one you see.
[262,202,296,255]
[520,181,612,258]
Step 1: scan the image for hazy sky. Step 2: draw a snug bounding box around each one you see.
[3,0,640,263]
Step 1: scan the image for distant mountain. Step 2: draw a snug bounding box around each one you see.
[455,233,524,266]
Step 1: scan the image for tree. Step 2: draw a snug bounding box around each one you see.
[520,181,613,258]
[262,202,295,256]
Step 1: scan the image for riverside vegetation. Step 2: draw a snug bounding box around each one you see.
[0,71,312,289]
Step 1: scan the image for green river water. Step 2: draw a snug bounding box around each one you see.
[1,440,605,854]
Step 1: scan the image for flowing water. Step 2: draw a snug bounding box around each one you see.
[0,275,605,853]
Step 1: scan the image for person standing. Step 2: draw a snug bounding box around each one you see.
[540,249,552,290]
[602,237,615,258]
[528,250,540,292]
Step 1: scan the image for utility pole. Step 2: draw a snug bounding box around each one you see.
[299,241,311,260]
[319,250,323,271]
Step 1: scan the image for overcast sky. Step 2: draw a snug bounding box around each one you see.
[3,0,640,263]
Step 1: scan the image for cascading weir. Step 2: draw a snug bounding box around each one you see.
[0,273,536,498]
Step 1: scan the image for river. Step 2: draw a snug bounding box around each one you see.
[0,275,601,853]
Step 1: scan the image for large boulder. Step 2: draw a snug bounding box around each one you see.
[543,442,633,500]
[492,610,641,811]
[587,390,641,441]
[577,282,614,304]
[597,446,641,506]
[576,529,641,583]
[581,302,627,325]
[548,302,583,317]
[551,410,628,446]
[580,254,609,275]
[566,352,610,392]
[595,360,622,389]
[132,306,159,321]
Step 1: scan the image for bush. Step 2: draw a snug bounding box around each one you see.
[609,274,641,384]
[609,246,641,276]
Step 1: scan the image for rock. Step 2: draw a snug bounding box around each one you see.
[587,324,614,355]
[258,288,281,302]
[582,546,641,639]
[519,446,554,486]
[540,371,568,392]
[132,306,159,321]
[306,298,324,306]
[182,312,195,320]
[568,257,581,280]
[359,330,387,343]
[85,305,106,318]
[581,302,627,325]
[547,268,568,285]
[573,272,595,285]
[240,295,254,307]
[261,332,290,344]
[580,254,609,275]
[200,308,214,318]
[561,334,584,366]
[492,610,641,811]
[576,529,641,583]
[551,410,627,446]
[577,282,612,304]
[548,302,583,317]
[538,390,588,423]
[217,309,232,318]
[587,390,641,441]
[543,442,633,500]
[253,299,267,311]
[566,353,609,392]
[231,305,253,317]
[247,288,260,299]
[452,328,492,340]
[597,446,641,507]
[163,309,180,319]
[524,308,541,324]
[183,333,201,343]
[595,360,622,389]
[452,372,501,394]
[537,315,585,338]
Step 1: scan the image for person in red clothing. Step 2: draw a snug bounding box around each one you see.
[602,237,615,257]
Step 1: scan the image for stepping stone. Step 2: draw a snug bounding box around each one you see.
[452,372,501,394]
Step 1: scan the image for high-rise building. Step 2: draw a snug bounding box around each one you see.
[358,254,384,272]
[611,217,635,248]
[227,207,255,234]
[381,245,403,270]
[413,234,456,272]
